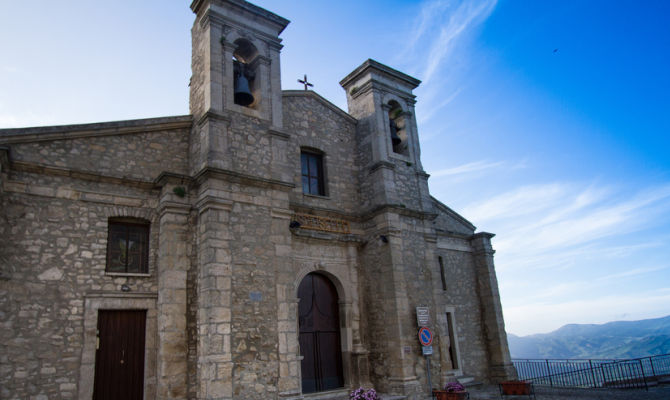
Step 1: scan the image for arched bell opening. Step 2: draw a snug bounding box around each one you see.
[297,272,345,394]
[388,100,408,156]
[232,38,260,108]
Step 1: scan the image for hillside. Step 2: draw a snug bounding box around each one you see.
[508,315,670,359]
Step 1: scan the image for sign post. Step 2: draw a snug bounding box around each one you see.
[418,323,434,396]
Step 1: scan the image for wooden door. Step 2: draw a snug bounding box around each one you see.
[93,310,146,400]
[298,273,344,393]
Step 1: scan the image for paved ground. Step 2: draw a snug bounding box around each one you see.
[325,385,670,400]
[461,384,670,400]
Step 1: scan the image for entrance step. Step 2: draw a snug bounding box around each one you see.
[303,388,350,400]
[302,389,407,400]
[457,376,483,388]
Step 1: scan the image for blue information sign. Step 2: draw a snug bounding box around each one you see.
[418,326,433,346]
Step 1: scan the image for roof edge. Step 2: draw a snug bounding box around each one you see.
[0,115,193,144]
[430,195,477,232]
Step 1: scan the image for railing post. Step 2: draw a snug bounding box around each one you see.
[639,359,648,391]
[546,359,553,387]
[649,356,656,377]
[589,360,596,388]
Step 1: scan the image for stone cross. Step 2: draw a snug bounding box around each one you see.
[298,74,314,91]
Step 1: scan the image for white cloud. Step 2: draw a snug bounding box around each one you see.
[400,0,498,125]
[430,160,505,177]
[418,0,498,85]
[469,183,670,257]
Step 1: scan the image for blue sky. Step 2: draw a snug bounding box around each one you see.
[1,0,669,336]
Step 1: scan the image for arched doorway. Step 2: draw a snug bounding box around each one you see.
[298,273,344,393]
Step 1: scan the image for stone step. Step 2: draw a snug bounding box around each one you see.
[457,376,483,388]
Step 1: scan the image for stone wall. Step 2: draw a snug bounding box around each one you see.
[0,182,159,399]
[436,245,490,380]
[5,117,191,181]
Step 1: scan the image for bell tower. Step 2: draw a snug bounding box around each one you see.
[340,59,431,213]
[189,0,289,174]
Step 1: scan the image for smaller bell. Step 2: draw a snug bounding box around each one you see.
[234,74,254,106]
[390,119,402,147]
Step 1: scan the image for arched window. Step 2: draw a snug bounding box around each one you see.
[232,38,260,108]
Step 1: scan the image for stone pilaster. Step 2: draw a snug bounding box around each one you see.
[195,196,234,399]
[471,233,517,382]
[157,190,192,399]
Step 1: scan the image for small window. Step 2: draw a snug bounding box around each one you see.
[106,219,149,273]
[438,256,447,291]
[301,151,325,196]
[446,312,459,369]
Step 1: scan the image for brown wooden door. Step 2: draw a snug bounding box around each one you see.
[93,310,146,400]
[298,273,344,393]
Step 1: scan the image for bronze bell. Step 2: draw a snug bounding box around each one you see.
[390,119,402,147]
[234,74,254,106]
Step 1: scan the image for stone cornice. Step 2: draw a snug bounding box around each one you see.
[154,172,193,188]
[157,201,192,219]
[362,203,437,222]
[267,128,290,140]
[369,161,395,173]
[195,195,234,214]
[340,58,421,90]
[196,110,231,127]
[9,160,158,190]
[289,227,363,245]
[288,202,359,222]
[193,166,294,190]
[0,115,193,144]
[85,291,158,299]
[192,0,290,35]
[434,229,474,241]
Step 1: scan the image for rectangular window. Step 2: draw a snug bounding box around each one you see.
[106,220,149,273]
[301,151,325,196]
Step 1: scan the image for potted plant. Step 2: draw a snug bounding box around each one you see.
[499,380,533,396]
[349,387,380,400]
[433,382,468,400]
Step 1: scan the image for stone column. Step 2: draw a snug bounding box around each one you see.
[157,190,192,399]
[195,196,234,399]
[471,232,517,382]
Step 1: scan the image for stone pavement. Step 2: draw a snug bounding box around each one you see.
[460,384,670,400]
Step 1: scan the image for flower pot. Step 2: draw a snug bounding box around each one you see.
[433,389,468,400]
[500,381,532,395]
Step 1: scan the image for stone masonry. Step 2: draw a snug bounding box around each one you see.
[0,1,516,399]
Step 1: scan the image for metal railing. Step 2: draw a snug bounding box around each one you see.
[513,354,670,390]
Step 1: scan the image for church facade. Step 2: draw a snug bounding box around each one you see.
[0,1,516,399]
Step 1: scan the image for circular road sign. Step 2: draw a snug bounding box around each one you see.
[418,326,433,346]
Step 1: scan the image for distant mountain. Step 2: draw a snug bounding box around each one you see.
[508,315,670,359]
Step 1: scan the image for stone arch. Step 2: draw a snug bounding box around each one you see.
[232,38,261,108]
[293,263,350,303]
[296,270,346,393]
[102,206,155,224]
[386,99,409,156]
